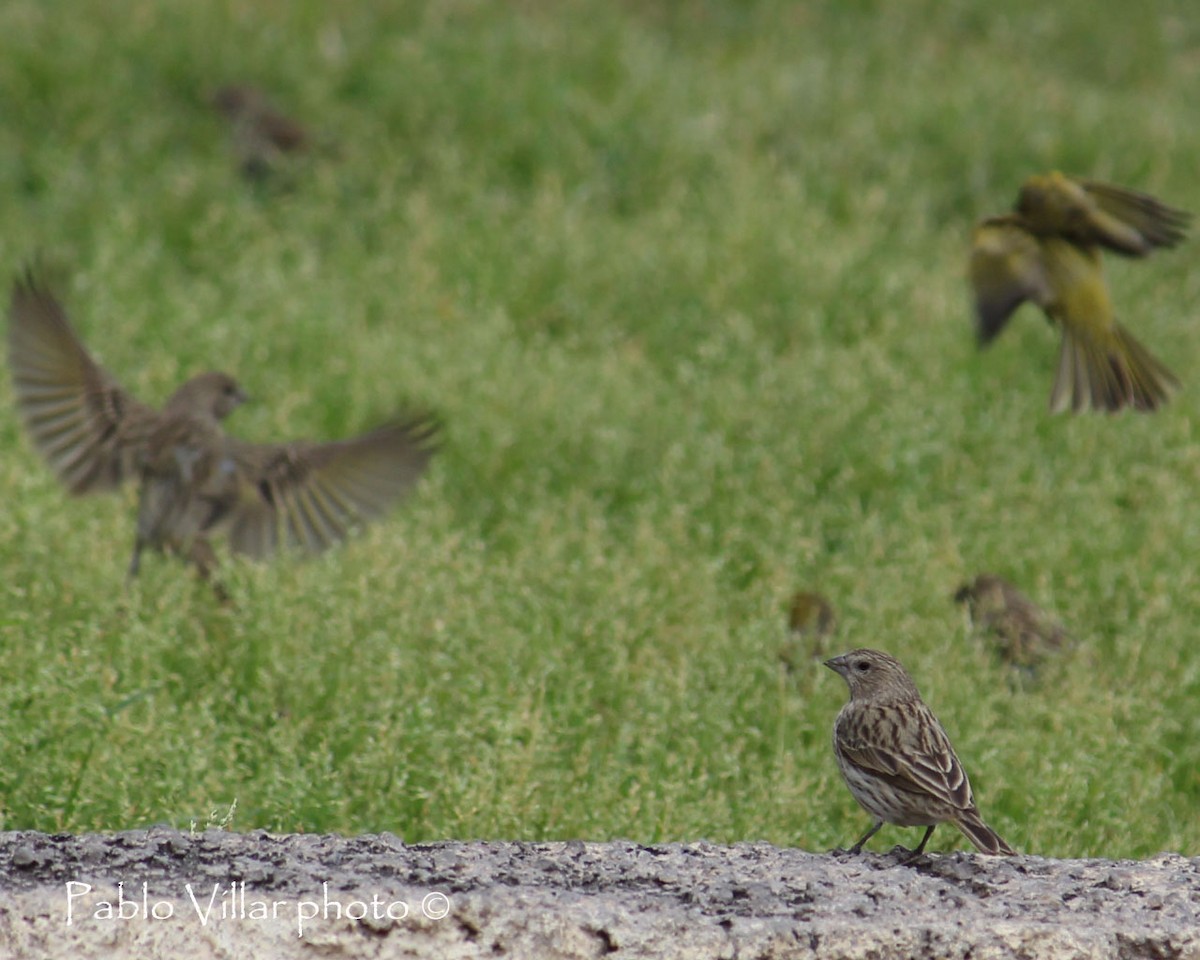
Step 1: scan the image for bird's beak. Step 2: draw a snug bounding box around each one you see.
[823,655,845,674]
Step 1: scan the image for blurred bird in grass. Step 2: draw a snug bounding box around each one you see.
[211,85,315,181]
[969,172,1189,413]
[779,590,837,673]
[954,573,1072,676]
[7,267,438,598]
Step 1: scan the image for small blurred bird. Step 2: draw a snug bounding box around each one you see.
[7,268,438,594]
[825,648,1016,859]
[969,171,1190,413]
[210,85,312,180]
[954,574,1071,673]
[779,590,837,671]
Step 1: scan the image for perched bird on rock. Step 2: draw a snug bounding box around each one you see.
[969,171,1189,413]
[210,85,312,180]
[825,648,1016,859]
[954,574,1071,673]
[7,268,438,593]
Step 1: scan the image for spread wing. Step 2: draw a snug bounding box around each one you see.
[1076,178,1191,256]
[222,414,439,558]
[1015,171,1190,257]
[7,269,157,494]
[968,217,1053,344]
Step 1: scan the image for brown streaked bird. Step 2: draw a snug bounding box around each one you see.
[780,590,837,671]
[969,171,1189,414]
[954,574,1071,673]
[210,85,311,180]
[7,268,438,593]
[825,649,1016,859]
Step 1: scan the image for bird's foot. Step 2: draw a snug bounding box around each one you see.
[894,845,929,866]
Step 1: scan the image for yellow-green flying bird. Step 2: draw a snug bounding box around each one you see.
[969,172,1190,413]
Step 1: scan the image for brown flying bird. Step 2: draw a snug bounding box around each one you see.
[7,268,438,592]
[969,171,1189,413]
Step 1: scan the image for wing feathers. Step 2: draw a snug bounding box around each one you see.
[8,270,154,494]
[226,414,439,558]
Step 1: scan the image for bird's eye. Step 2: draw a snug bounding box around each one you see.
[854,661,870,673]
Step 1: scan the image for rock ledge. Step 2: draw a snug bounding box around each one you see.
[1,830,1197,958]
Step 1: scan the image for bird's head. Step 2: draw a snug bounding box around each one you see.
[1015,171,1088,235]
[954,574,1010,618]
[824,648,920,701]
[166,371,248,421]
[210,85,252,118]
[788,591,835,636]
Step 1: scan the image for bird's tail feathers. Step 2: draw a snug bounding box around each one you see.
[1051,322,1177,414]
[955,809,1016,856]
[1112,322,1179,411]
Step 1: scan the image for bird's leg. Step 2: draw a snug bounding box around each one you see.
[911,824,936,855]
[898,825,937,865]
[185,538,231,604]
[127,539,145,579]
[847,820,884,855]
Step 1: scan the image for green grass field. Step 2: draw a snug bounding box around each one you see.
[1,0,1197,859]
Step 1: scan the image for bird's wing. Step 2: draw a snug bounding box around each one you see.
[968,217,1054,344]
[1001,584,1070,648]
[7,269,157,494]
[838,704,975,811]
[222,414,439,558]
[1076,178,1191,256]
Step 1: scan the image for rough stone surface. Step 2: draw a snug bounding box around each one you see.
[0,830,1197,958]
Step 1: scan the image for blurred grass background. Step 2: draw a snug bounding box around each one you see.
[0,0,1197,858]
